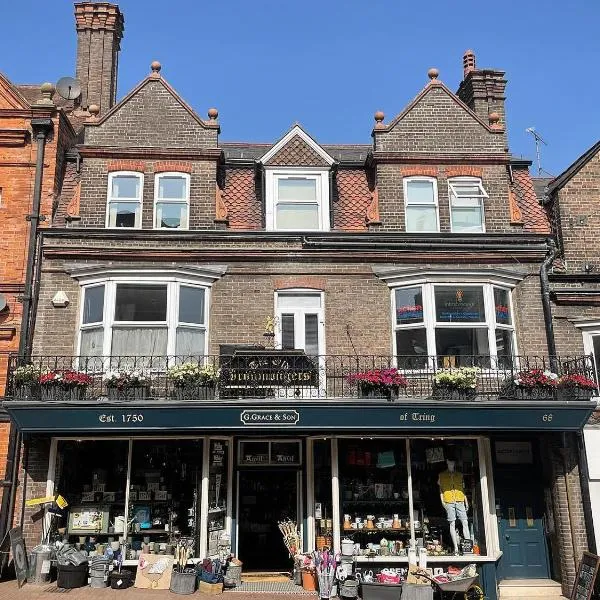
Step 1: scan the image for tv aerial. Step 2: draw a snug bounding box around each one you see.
[525,127,550,177]
[56,77,82,101]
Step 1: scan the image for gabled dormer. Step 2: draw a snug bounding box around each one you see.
[258,125,336,231]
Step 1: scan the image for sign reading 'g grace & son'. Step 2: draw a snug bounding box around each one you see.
[240,409,300,426]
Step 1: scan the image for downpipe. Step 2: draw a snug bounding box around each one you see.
[540,238,558,371]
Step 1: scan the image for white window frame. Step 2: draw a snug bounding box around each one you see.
[77,277,210,358]
[392,282,517,365]
[265,168,330,232]
[448,177,488,234]
[403,176,439,233]
[275,289,325,355]
[153,172,190,230]
[106,171,143,229]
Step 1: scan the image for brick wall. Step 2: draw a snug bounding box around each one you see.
[84,79,218,148]
[12,437,51,550]
[77,158,218,229]
[552,152,600,270]
[376,163,515,233]
[0,421,10,508]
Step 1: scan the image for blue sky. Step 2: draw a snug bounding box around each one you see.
[2,0,599,176]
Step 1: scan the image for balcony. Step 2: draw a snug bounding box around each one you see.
[4,351,597,404]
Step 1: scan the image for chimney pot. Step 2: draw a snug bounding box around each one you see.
[463,49,476,78]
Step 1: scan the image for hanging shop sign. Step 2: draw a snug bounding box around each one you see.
[219,349,319,397]
[494,441,534,464]
[4,400,593,433]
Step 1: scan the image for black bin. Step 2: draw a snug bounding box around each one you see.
[57,563,88,589]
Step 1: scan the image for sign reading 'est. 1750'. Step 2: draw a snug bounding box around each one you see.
[240,409,300,426]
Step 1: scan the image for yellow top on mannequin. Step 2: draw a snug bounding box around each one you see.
[438,469,466,503]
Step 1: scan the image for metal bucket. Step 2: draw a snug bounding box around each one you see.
[170,571,197,595]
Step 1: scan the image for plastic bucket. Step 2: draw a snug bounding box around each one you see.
[302,571,318,591]
[57,563,88,589]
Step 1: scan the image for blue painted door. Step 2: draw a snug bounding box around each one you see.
[496,480,550,579]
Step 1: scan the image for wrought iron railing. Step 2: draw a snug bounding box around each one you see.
[4,353,597,403]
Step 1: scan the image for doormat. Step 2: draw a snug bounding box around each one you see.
[227,580,316,594]
[243,572,292,583]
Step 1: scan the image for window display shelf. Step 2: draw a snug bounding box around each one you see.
[355,554,495,563]
[343,528,422,535]
[343,499,410,505]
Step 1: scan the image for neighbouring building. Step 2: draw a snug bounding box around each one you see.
[1,4,597,600]
[541,141,600,556]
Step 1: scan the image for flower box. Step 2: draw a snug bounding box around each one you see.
[14,384,39,400]
[432,367,479,400]
[107,385,149,402]
[360,384,398,401]
[172,383,216,401]
[347,369,408,402]
[41,387,86,402]
[432,386,476,402]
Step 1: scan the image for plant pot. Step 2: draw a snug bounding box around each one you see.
[360,385,398,401]
[172,383,216,401]
[511,387,555,401]
[170,571,197,595]
[302,570,318,592]
[107,386,149,402]
[57,563,88,589]
[432,386,476,401]
[41,386,86,402]
[14,384,39,400]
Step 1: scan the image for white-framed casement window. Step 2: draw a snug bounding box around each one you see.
[404,177,439,233]
[154,172,190,230]
[448,177,488,233]
[276,291,325,357]
[265,170,330,231]
[106,171,143,228]
[393,283,516,368]
[78,279,208,357]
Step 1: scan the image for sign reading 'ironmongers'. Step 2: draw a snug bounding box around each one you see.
[240,409,300,426]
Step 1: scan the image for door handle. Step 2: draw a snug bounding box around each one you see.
[505,534,510,540]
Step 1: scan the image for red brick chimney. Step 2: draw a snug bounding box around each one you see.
[456,49,507,131]
[74,2,124,113]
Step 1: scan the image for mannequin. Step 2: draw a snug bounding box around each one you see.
[438,459,470,554]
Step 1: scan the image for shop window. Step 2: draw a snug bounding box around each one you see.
[393,283,516,369]
[129,439,203,555]
[336,438,487,558]
[206,439,230,557]
[106,172,143,228]
[312,440,333,551]
[78,280,207,358]
[52,440,129,542]
[154,173,190,230]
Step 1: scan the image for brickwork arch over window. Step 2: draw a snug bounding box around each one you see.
[106,171,143,229]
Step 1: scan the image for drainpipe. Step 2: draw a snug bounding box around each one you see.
[540,238,558,372]
[0,118,52,567]
[18,117,53,359]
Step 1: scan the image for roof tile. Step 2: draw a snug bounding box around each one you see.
[512,167,551,234]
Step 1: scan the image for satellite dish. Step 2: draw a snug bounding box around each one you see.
[56,77,82,101]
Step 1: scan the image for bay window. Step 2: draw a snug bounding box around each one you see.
[78,280,208,358]
[154,173,190,229]
[448,178,488,233]
[404,177,439,233]
[106,172,143,228]
[394,283,515,368]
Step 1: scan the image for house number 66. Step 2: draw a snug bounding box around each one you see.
[542,413,553,422]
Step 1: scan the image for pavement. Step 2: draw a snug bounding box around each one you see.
[0,581,317,600]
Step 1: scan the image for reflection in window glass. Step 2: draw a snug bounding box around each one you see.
[115,285,167,322]
[83,286,105,324]
[396,328,428,368]
[158,176,186,199]
[395,287,424,325]
[112,176,140,199]
[435,328,490,366]
[494,288,512,325]
[313,440,332,550]
[435,287,485,323]
[179,287,205,324]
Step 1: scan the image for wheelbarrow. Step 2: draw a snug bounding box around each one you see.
[414,570,484,600]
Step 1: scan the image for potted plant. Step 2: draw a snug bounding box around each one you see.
[502,368,559,400]
[432,367,479,401]
[12,364,41,400]
[39,370,93,401]
[346,368,409,401]
[103,370,151,401]
[167,363,219,400]
[557,372,598,401]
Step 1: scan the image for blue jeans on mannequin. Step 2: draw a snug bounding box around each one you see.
[442,501,470,553]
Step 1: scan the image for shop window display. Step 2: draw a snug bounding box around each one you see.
[338,438,486,558]
[53,440,129,545]
[129,440,202,555]
[206,439,230,557]
[313,440,333,550]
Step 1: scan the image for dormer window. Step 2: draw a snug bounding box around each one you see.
[448,177,488,233]
[106,172,143,228]
[154,172,190,229]
[265,170,330,231]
